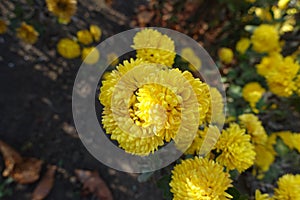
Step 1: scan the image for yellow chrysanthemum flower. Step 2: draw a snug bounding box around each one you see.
[46,0,77,24]
[90,24,102,42]
[206,87,225,124]
[279,15,296,34]
[218,47,234,64]
[256,53,299,97]
[215,123,256,173]
[0,19,8,34]
[254,143,276,173]
[255,190,271,200]
[16,22,39,44]
[239,113,267,145]
[170,157,233,200]
[132,29,176,67]
[100,59,209,155]
[81,47,100,64]
[236,38,251,54]
[57,38,81,59]
[181,47,202,70]
[242,82,265,113]
[276,131,300,153]
[182,71,211,125]
[251,24,281,53]
[77,30,93,45]
[278,0,290,10]
[273,174,300,200]
[254,7,272,21]
[256,53,282,77]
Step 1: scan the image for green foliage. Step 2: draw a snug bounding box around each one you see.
[157,174,173,200]
[0,178,13,198]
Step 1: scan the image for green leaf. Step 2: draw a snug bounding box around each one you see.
[226,187,241,200]
[157,175,173,200]
[275,138,290,157]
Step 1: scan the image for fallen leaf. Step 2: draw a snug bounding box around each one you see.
[32,165,57,200]
[0,140,22,177]
[62,122,79,138]
[75,169,113,200]
[0,140,43,184]
[11,158,43,184]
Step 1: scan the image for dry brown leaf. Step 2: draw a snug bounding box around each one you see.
[0,140,43,184]
[0,140,22,177]
[32,165,57,200]
[75,169,113,200]
[62,122,79,138]
[11,157,43,184]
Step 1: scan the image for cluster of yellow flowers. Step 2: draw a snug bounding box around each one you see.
[46,0,77,24]
[99,29,217,156]
[57,24,101,64]
[255,174,300,200]
[243,0,300,98]
[242,82,265,113]
[170,157,233,200]
[256,52,299,97]
[239,114,276,176]
[0,19,39,45]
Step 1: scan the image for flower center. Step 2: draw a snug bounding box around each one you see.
[128,83,181,136]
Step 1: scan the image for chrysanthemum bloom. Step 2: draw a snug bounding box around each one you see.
[236,38,250,54]
[132,29,176,67]
[181,47,202,70]
[255,190,271,200]
[100,59,209,155]
[170,157,232,200]
[16,22,39,44]
[0,19,8,34]
[242,82,265,113]
[238,114,267,145]
[253,133,277,177]
[89,25,102,42]
[256,53,282,77]
[256,53,299,97]
[254,7,272,21]
[206,87,225,124]
[81,47,100,64]
[77,30,93,45]
[251,24,281,53]
[218,47,233,64]
[46,0,77,24]
[273,174,300,200]
[276,131,300,153]
[215,123,256,173]
[57,38,80,59]
[278,0,290,10]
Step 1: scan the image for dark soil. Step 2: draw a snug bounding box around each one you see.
[0,0,163,199]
